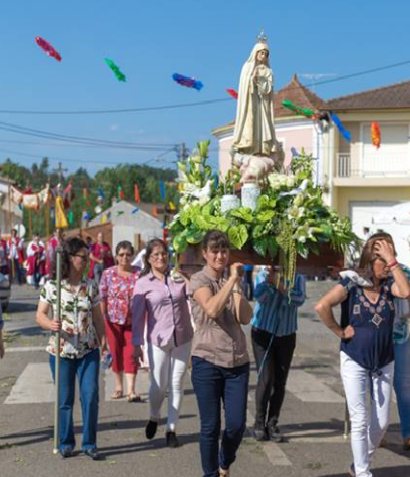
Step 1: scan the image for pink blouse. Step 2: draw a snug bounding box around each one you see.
[99,266,138,325]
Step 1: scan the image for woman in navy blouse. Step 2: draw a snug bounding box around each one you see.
[316,234,410,477]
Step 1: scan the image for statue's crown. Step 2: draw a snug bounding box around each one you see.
[257,29,268,44]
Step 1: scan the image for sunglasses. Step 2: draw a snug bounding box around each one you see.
[71,254,88,261]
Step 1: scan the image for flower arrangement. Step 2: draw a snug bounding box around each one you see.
[169,140,358,284]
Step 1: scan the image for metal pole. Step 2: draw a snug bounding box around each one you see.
[53,246,63,454]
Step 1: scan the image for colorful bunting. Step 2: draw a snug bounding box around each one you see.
[117,211,125,216]
[134,184,140,204]
[105,58,126,82]
[97,187,106,201]
[282,100,316,118]
[35,36,62,62]
[68,211,74,226]
[117,185,125,201]
[371,122,381,149]
[132,207,139,214]
[172,73,203,91]
[330,113,351,142]
[159,180,165,201]
[168,201,176,211]
[152,205,158,217]
[226,89,238,99]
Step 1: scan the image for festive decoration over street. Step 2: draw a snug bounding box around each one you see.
[35,36,62,62]
[159,180,166,201]
[172,73,203,91]
[226,89,238,99]
[330,113,351,142]
[371,121,381,148]
[282,100,316,118]
[9,185,50,210]
[132,207,139,214]
[117,185,125,200]
[105,58,126,82]
[134,184,140,204]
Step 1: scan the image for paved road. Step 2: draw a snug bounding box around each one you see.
[0,283,409,477]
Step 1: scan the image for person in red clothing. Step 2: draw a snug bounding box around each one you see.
[89,232,114,286]
[0,236,9,276]
[8,228,25,284]
[45,228,63,278]
[26,233,46,289]
[100,240,140,401]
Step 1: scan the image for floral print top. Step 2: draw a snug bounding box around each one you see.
[40,279,100,359]
[99,266,138,325]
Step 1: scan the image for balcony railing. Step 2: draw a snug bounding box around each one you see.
[336,153,410,178]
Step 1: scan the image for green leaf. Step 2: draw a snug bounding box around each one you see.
[193,214,211,230]
[186,228,206,244]
[209,215,229,232]
[318,223,333,237]
[253,237,268,257]
[229,207,253,223]
[267,237,279,259]
[251,224,265,239]
[173,233,187,253]
[256,210,275,223]
[228,225,248,249]
[257,194,276,210]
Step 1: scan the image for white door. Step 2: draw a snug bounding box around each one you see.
[350,201,399,239]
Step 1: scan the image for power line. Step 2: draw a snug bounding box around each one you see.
[0,121,176,151]
[0,58,409,116]
[0,145,177,167]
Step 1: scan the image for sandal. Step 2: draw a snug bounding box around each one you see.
[127,393,143,403]
[111,390,123,399]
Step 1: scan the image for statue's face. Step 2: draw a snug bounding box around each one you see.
[256,49,269,64]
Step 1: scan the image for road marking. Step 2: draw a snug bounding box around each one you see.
[284,428,347,443]
[286,369,344,403]
[246,409,292,466]
[6,346,44,353]
[5,363,54,404]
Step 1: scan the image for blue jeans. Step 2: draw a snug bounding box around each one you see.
[191,356,250,477]
[49,348,100,451]
[394,340,410,439]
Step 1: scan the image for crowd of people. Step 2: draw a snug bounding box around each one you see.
[0,228,114,288]
[0,227,409,477]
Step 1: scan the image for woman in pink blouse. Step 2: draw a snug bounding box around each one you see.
[100,241,140,402]
[132,238,193,448]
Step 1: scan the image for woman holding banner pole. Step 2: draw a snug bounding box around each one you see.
[36,237,107,459]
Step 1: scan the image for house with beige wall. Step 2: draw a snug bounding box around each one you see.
[322,79,410,239]
[214,75,410,242]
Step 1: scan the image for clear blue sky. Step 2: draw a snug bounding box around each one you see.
[1,0,410,176]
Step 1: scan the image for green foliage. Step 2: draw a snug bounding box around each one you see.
[1,157,178,237]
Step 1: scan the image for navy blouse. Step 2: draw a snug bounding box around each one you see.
[339,277,395,372]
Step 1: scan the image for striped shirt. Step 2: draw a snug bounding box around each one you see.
[251,274,306,337]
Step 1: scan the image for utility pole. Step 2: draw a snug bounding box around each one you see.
[52,162,68,183]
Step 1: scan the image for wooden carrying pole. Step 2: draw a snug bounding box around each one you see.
[53,247,63,454]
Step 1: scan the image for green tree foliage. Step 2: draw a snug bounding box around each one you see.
[1,158,178,237]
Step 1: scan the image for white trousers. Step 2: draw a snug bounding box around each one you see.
[340,351,394,477]
[147,338,191,431]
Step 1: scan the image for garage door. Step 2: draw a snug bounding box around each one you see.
[350,201,399,239]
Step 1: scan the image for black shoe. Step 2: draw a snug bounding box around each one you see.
[166,431,180,448]
[59,448,73,459]
[84,448,100,460]
[267,423,285,443]
[145,420,158,440]
[253,426,268,441]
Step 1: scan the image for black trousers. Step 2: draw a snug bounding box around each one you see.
[251,327,296,428]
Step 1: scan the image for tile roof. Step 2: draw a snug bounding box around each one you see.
[325,78,410,110]
[212,74,324,133]
[275,74,325,118]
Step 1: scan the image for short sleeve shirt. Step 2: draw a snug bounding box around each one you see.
[40,279,100,359]
[189,267,249,368]
[99,266,138,325]
[340,277,395,371]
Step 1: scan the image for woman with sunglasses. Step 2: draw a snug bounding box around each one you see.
[132,238,193,448]
[100,241,140,402]
[36,237,107,460]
